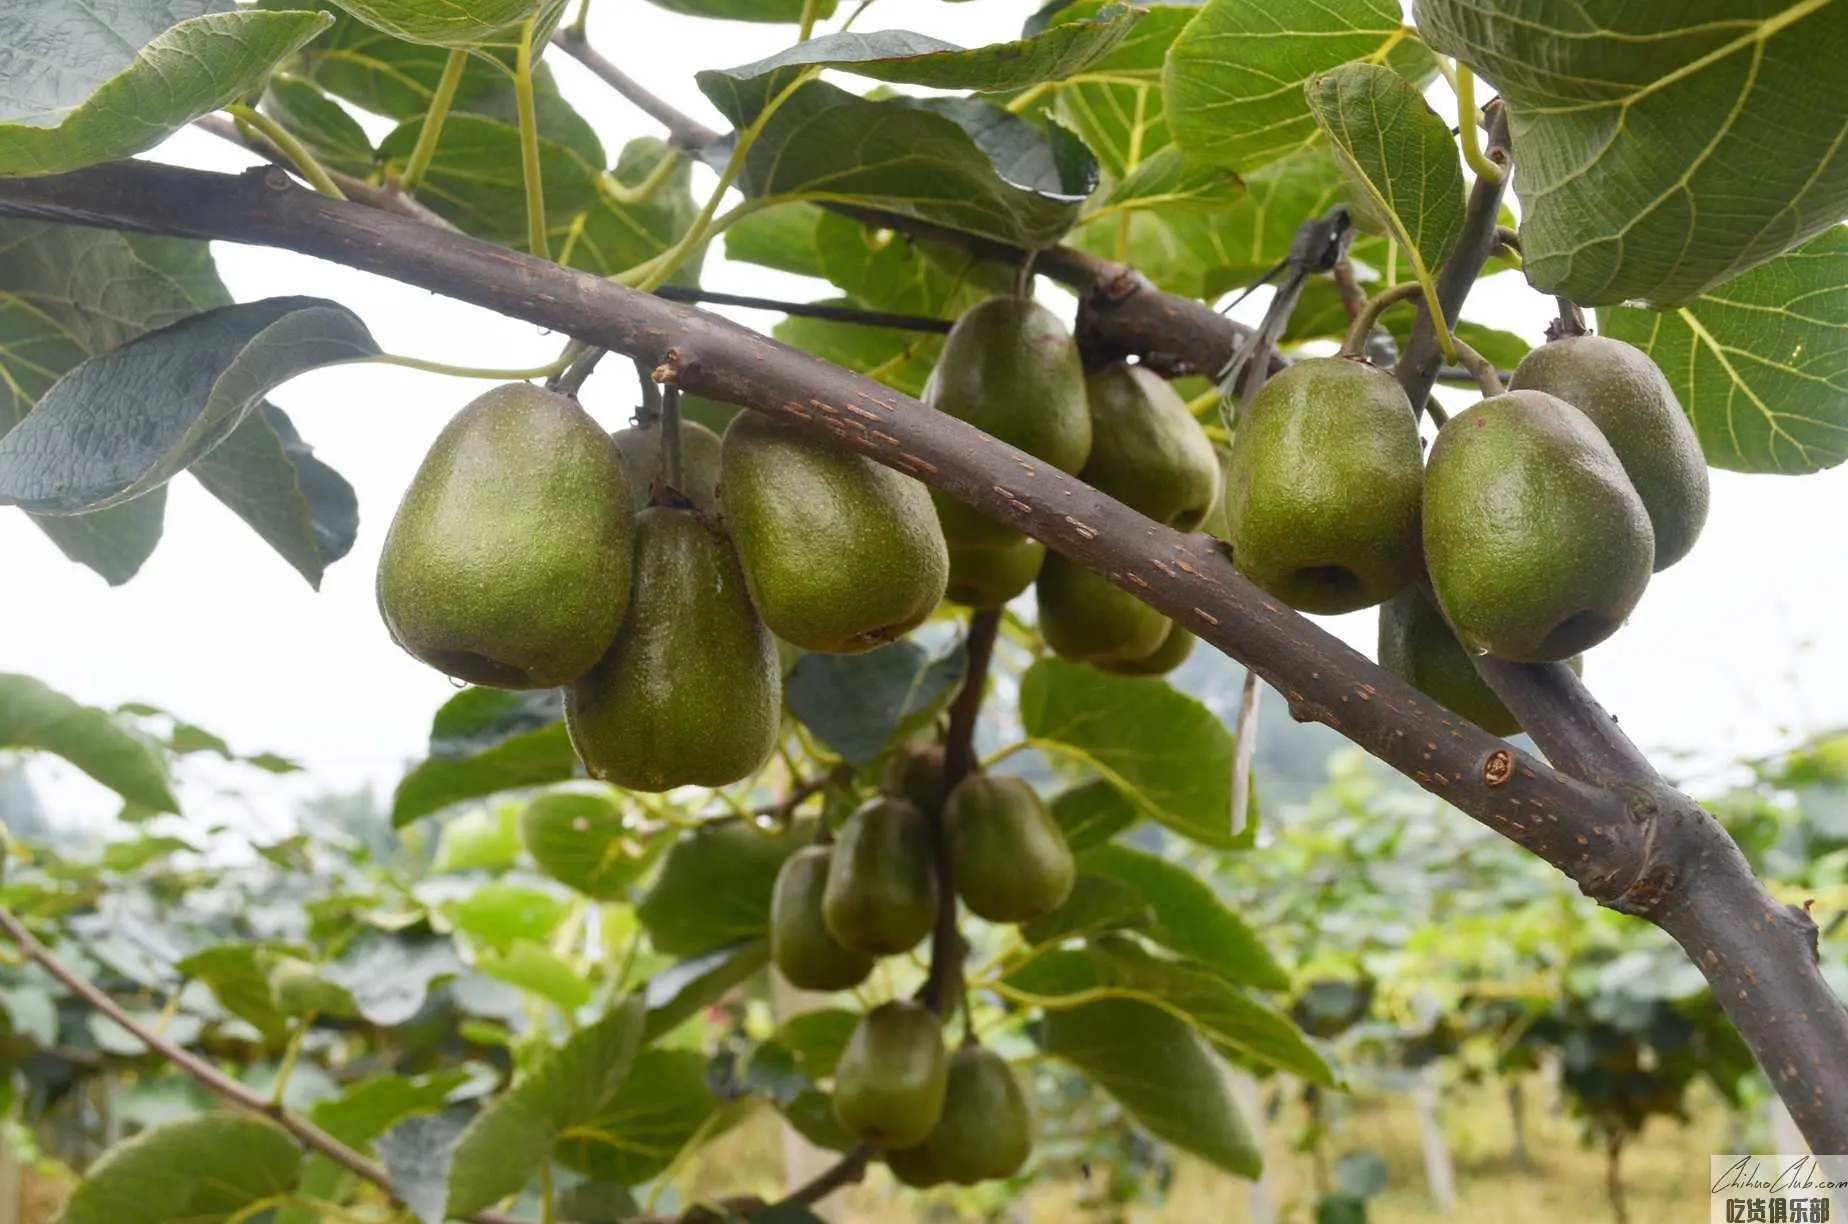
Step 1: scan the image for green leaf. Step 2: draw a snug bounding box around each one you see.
[0,674,176,813]
[643,939,770,1040]
[450,883,571,951]
[325,933,464,1026]
[698,78,1095,250]
[1088,937,1333,1085]
[261,74,376,173]
[60,1113,302,1224]
[310,1071,472,1147]
[1164,0,1414,171]
[771,1008,858,1080]
[709,13,1139,93]
[557,1048,733,1185]
[772,309,938,399]
[378,1110,468,1224]
[521,791,659,900]
[432,804,523,874]
[723,203,833,279]
[643,0,833,21]
[636,821,811,957]
[377,114,600,250]
[0,297,376,514]
[1039,983,1260,1177]
[1021,874,1150,945]
[478,940,592,1012]
[1304,62,1464,319]
[1049,780,1140,851]
[1094,146,1246,215]
[785,638,966,767]
[325,0,564,47]
[392,689,578,827]
[564,139,703,286]
[0,4,331,176]
[286,4,516,118]
[1418,0,1848,306]
[1044,2,1199,179]
[1600,227,1848,475]
[178,944,291,1044]
[1079,842,1288,990]
[445,995,646,1216]
[1020,658,1245,850]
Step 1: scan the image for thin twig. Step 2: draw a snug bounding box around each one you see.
[652,285,953,333]
[193,114,459,232]
[0,906,521,1224]
[780,1144,875,1210]
[551,29,720,148]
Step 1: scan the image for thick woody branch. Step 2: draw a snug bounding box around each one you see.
[2,160,1842,1149]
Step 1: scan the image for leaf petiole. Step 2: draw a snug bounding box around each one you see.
[516,17,550,260]
[226,104,345,200]
[398,48,468,195]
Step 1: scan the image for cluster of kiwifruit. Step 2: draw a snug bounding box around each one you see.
[924,295,1223,674]
[375,383,948,791]
[771,743,1076,1186]
[1221,333,1708,735]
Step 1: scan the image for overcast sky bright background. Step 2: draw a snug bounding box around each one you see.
[4,0,1845,827]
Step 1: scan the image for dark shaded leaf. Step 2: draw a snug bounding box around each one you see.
[60,1113,302,1224]
[636,821,812,957]
[643,939,769,1039]
[392,689,578,827]
[1079,843,1288,989]
[786,638,965,767]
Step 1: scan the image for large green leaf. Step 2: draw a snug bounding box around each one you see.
[520,791,660,900]
[0,2,331,176]
[1418,0,1848,306]
[449,883,571,952]
[326,0,564,47]
[284,4,516,118]
[310,1071,472,1147]
[1049,780,1140,851]
[1045,2,1200,180]
[1601,227,1848,474]
[0,297,376,514]
[772,309,938,399]
[557,1048,738,1185]
[643,0,833,21]
[60,1113,302,1224]
[445,995,646,1216]
[377,114,601,250]
[1020,874,1151,944]
[477,940,592,1012]
[708,13,1139,92]
[1019,658,1245,849]
[642,939,770,1039]
[564,139,702,286]
[0,675,176,813]
[1093,146,1247,215]
[785,638,966,767]
[635,820,812,957]
[261,74,376,173]
[1039,980,1260,1177]
[1305,62,1464,316]
[177,943,292,1044]
[1079,843,1287,989]
[1163,0,1415,171]
[392,688,578,827]
[697,77,1095,250]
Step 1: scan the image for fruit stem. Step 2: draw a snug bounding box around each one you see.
[225,104,346,201]
[1454,65,1504,186]
[515,17,551,261]
[633,357,663,425]
[1449,336,1504,398]
[1552,297,1591,340]
[1340,281,1423,359]
[569,0,592,40]
[549,345,606,395]
[798,0,824,41]
[398,48,468,196]
[659,383,685,493]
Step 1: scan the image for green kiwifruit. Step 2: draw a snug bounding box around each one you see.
[1079,362,1221,529]
[925,296,1091,547]
[947,537,1046,609]
[1098,623,1195,676]
[1223,357,1423,614]
[721,413,948,653]
[1423,390,1655,662]
[612,418,723,510]
[770,845,874,992]
[944,775,1074,924]
[377,383,633,689]
[832,1000,948,1149]
[822,796,939,955]
[885,1045,1032,1186]
[1510,334,1708,570]
[1035,552,1171,665]
[1377,587,1582,737]
[881,742,947,816]
[564,507,779,791]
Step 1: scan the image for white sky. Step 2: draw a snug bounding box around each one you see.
[4,0,1844,826]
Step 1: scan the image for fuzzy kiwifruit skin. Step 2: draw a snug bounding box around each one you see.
[1098,623,1195,676]
[564,507,779,791]
[1423,390,1655,663]
[612,419,723,511]
[1035,552,1172,665]
[721,412,947,653]
[1223,357,1423,615]
[925,297,1091,547]
[1510,334,1708,571]
[833,1001,949,1149]
[769,846,874,992]
[885,1045,1033,1186]
[1377,587,1582,736]
[947,537,1046,609]
[1080,362,1221,530]
[823,797,940,955]
[945,775,1075,924]
[377,383,634,689]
